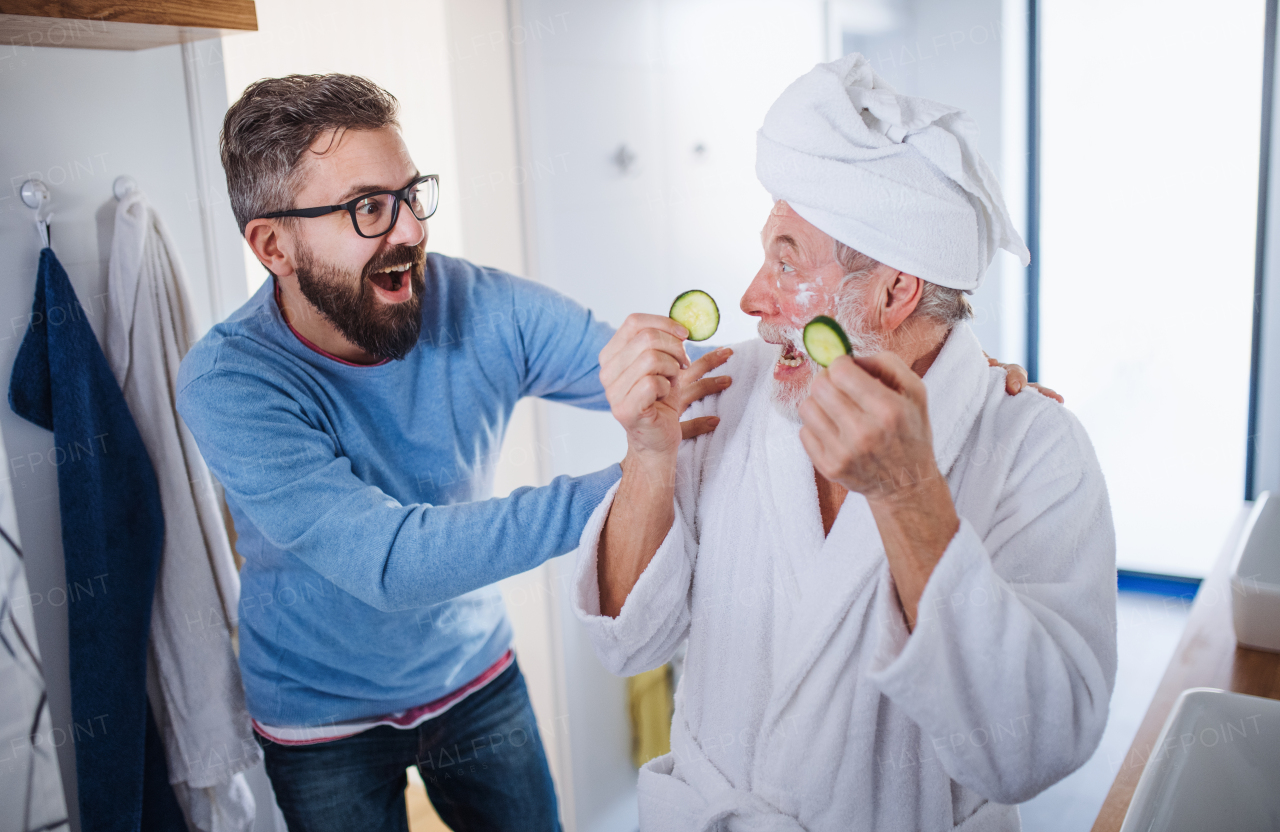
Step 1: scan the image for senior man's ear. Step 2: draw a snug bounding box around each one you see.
[877,269,924,332]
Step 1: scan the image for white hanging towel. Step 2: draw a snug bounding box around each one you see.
[0,422,69,829]
[106,189,258,831]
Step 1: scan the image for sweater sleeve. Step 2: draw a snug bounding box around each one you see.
[507,274,614,409]
[178,366,621,613]
[867,411,1117,805]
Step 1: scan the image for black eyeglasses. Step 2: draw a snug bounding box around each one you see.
[257,174,439,238]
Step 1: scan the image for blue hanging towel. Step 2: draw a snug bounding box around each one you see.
[9,248,183,832]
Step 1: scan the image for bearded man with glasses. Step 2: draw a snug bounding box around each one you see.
[176,74,722,831]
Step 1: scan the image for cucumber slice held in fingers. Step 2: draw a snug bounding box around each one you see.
[669,290,720,342]
[803,315,852,367]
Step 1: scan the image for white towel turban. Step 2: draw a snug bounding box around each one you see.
[756,53,1030,292]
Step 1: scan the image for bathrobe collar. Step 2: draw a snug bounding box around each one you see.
[920,322,991,478]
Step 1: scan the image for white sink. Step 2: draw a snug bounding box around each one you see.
[1233,492,1280,652]
[1119,688,1280,832]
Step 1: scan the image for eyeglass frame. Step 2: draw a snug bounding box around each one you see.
[255,173,439,239]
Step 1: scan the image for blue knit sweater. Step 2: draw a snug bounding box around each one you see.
[177,254,621,725]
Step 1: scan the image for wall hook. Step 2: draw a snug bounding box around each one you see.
[20,180,52,249]
[20,179,49,211]
[113,175,139,201]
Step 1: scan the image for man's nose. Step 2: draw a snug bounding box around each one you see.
[386,200,426,247]
[740,266,774,318]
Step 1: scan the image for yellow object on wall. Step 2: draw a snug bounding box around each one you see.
[627,664,673,768]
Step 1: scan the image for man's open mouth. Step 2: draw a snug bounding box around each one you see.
[778,340,806,368]
[367,263,413,302]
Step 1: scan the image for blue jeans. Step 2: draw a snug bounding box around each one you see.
[256,660,561,831]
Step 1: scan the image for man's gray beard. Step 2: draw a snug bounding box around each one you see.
[763,278,886,424]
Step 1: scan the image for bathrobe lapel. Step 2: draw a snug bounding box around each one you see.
[758,324,991,744]
[922,325,990,480]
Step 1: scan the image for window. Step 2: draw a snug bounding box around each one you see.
[1039,0,1266,576]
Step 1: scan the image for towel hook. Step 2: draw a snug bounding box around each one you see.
[20,180,52,249]
[113,175,138,201]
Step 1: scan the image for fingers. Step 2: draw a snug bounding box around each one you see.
[684,346,732,379]
[1029,382,1065,404]
[608,349,684,412]
[806,368,861,425]
[850,352,918,396]
[600,327,691,389]
[798,425,834,480]
[799,389,843,442]
[615,312,691,343]
[599,313,690,368]
[1002,363,1028,395]
[680,415,721,440]
[678,374,732,410]
[612,372,673,427]
[822,352,922,414]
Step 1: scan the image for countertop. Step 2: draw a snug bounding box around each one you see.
[1090,504,1280,831]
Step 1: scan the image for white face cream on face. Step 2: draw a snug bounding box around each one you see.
[747,200,884,420]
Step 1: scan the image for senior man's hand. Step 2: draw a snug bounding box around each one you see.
[598,313,733,459]
[798,352,960,629]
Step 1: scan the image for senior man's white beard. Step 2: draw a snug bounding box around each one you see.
[762,281,886,423]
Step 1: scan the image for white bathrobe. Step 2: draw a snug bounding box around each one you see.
[573,323,1117,831]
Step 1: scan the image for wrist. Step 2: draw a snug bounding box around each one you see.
[865,462,948,513]
[866,473,959,551]
[623,445,677,470]
[620,446,677,490]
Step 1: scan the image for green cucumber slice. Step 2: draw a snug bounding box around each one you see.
[669,290,719,342]
[803,316,852,367]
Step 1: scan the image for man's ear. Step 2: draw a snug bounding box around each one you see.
[245,218,295,278]
[876,269,924,333]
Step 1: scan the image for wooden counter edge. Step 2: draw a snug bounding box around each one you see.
[1091,505,1280,831]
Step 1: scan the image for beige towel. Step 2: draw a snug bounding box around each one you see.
[106,190,258,831]
[628,665,673,768]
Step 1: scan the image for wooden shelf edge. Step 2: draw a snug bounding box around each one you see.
[0,2,256,50]
[0,1,256,30]
[0,12,255,50]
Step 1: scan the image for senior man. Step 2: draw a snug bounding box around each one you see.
[575,54,1117,831]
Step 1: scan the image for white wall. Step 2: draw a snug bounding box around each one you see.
[0,39,247,832]
[441,0,580,820]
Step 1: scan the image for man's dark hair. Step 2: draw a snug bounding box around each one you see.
[220,74,400,233]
